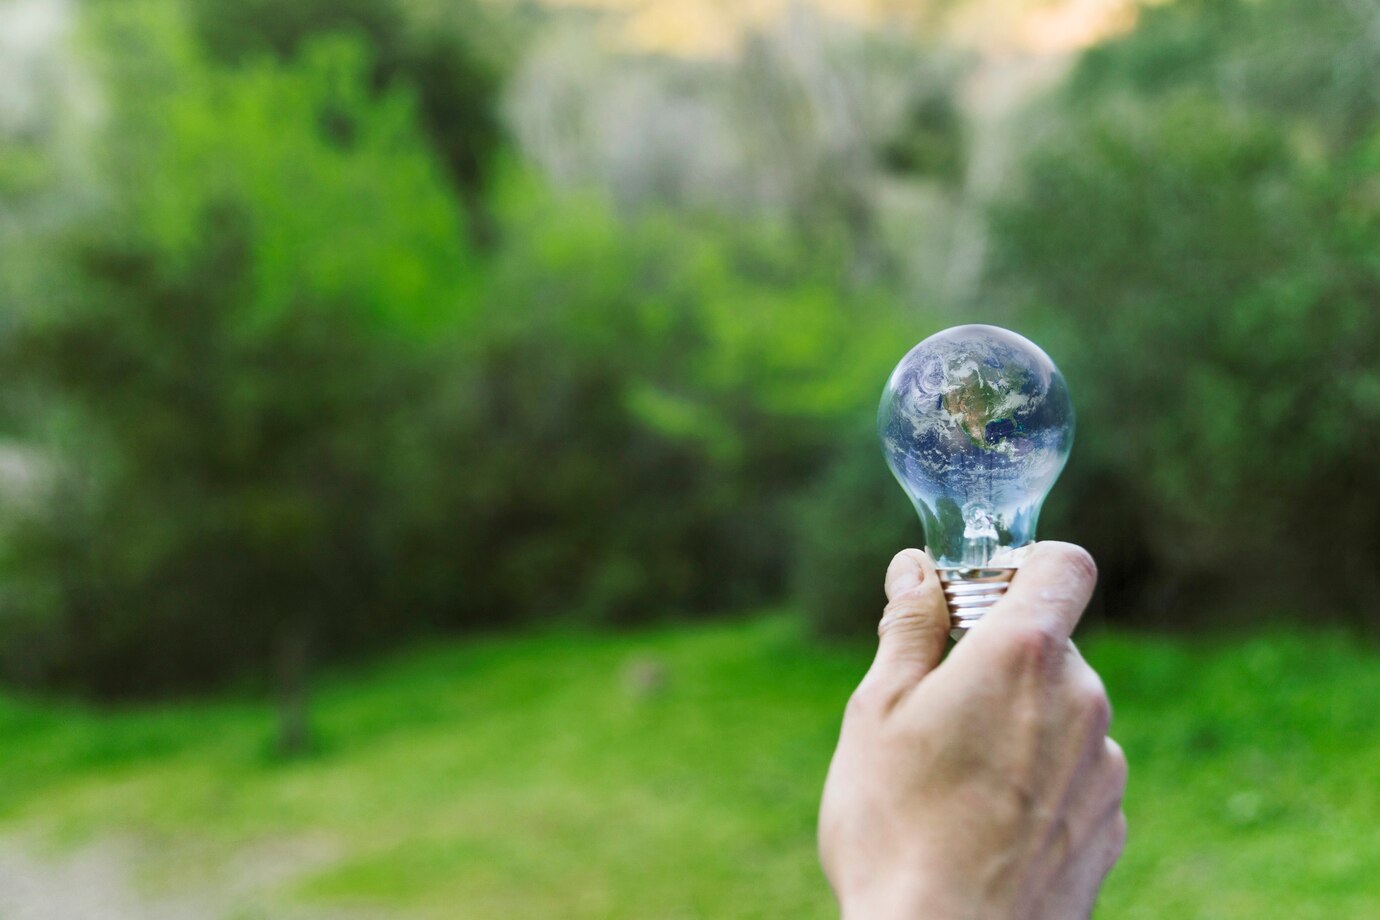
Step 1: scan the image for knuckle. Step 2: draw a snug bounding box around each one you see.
[1106,739,1129,787]
[1106,810,1128,859]
[1076,673,1112,724]
[1087,690,1113,730]
[844,683,883,722]
[1001,623,1064,670]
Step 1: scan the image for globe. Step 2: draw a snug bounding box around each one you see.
[878,324,1074,568]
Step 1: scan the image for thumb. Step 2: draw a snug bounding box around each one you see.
[867,549,950,697]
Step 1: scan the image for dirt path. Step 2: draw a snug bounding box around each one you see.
[0,837,202,920]
[0,832,372,920]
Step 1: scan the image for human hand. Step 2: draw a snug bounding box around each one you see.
[818,543,1126,920]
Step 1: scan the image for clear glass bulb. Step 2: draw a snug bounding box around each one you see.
[878,325,1074,622]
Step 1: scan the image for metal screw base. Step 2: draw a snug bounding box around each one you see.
[938,566,1017,640]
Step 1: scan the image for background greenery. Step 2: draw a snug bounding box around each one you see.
[4,617,1378,918]
[0,0,1377,915]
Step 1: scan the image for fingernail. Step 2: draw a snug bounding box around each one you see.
[888,555,926,598]
[895,576,924,598]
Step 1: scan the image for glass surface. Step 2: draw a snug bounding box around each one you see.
[878,324,1074,568]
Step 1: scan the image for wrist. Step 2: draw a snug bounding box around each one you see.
[839,878,941,920]
[841,873,1003,920]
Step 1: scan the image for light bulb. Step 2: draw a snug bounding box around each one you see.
[878,324,1074,634]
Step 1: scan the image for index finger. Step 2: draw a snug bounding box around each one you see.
[974,541,1098,643]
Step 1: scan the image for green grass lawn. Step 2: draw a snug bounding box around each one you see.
[2,615,1379,918]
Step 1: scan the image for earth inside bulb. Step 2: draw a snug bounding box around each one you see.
[878,324,1074,572]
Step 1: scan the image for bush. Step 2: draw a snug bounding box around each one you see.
[990,0,1380,624]
[190,0,514,245]
[0,0,924,694]
[5,0,1002,703]
[0,12,475,694]
[450,193,916,629]
[791,430,918,637]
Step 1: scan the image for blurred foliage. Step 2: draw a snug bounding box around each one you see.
[791,429,915,638]
[453,188,913,630]
[191,0,515,245]
[2,0,1377,696]
[0,0,916,693]
[989,0,1380,621]
[3,0,1378,912]
[0,5,474,694]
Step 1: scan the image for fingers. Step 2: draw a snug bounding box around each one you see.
[1068,738,1128,847]
[1041,798,1126,918]
[1049,737,1127,913]
[980,541,1098,643]
[851,549,949,713]
[876,548,949,679]
[1085,741,1129,876]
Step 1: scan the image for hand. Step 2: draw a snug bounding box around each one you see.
[818,543,1127,920]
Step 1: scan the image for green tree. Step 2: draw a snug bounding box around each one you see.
[0,5,474,752]
[191,0,515,246]
[990,0,1380,624]
[451,190,916,629]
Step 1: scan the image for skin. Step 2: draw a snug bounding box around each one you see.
[818,542,1127,920]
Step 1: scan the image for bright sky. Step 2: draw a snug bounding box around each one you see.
[528,0,1139,56]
